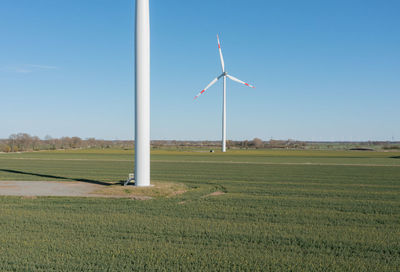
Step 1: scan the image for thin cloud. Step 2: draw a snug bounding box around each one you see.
[27,64,58,70]
[14,68,32,74]
[1,64,58,74]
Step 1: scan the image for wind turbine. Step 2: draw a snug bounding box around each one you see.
[194,35,255,152]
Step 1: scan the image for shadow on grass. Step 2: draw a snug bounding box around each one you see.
[390,156,400,159]
[0,169,113,186]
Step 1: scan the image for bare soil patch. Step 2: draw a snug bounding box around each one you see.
[202,191,226,198]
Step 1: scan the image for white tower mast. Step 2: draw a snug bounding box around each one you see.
[222,75,227,152]
[135,0,150,187]
[218,35,227,153]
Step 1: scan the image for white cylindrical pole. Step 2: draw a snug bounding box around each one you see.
[135,0,151,186]
[222,76,227,152]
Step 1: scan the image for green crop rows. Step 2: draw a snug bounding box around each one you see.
[0,149,399,271]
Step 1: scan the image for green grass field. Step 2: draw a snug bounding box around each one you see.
[0,149,399,271]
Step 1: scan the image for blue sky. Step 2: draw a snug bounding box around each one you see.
[1,0,399,141]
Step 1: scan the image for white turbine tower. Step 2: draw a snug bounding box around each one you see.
[194,35,255,152]
[134,0,150,187]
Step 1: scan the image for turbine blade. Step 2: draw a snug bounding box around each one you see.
[217,35,225,72]
[226,74,255,88]
[194,76,220,100]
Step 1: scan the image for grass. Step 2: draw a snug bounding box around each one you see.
[0,149,399,271]
[91,181,189,199]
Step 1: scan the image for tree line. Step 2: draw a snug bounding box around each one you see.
[151,138,307,149]
[0,134,307,153]
[2,133,397,153]
[0,133,133,152]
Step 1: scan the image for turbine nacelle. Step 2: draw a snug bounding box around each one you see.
[218,72,227,80]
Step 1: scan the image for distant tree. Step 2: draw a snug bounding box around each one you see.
[44,135,57,150]
[0,142,11,152]
[252,138,264,149]
[60,137,71,149]
[31,136,40,150]
[8,133,33,151]
[8,134,17,151]
[2,145,11,153]
[70,137,82,149]
[86,138,96,148]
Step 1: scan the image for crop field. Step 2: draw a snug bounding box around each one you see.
[0,149,399,271]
